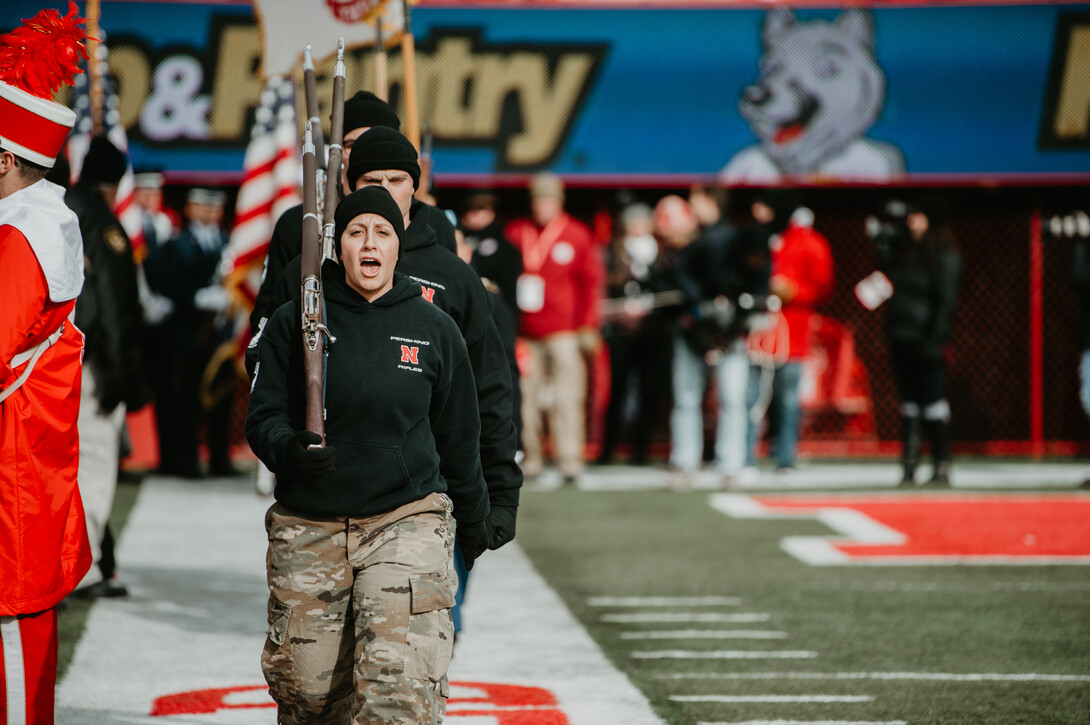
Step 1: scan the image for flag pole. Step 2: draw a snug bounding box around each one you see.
[85,0,103,136]
[373,17,388,101]
[400,0,420,151]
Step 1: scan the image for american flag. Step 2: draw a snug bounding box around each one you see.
[67,34,145,260]
[221,75,301,348]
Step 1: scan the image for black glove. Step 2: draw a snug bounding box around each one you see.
[485,505,518,550]
[284,430,336,479]
[457,521,489,571]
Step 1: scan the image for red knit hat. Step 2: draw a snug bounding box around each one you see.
[0,2,88,168]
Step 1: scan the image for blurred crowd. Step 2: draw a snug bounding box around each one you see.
[62,135,974,504]
[446,176,963,493]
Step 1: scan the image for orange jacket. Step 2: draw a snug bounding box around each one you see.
[1,226,91,616]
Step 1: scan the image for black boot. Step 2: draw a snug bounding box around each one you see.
[898,415,921,487]
[924,419,952,487]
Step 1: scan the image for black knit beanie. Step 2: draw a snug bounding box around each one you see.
[79,136,127,186]
[342,90,400,134]
[334,185,406,258]
[345,126,420,191]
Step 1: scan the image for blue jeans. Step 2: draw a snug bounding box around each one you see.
[669,336,749,474]
[1081,350,1090,418]
[746,361,802,469]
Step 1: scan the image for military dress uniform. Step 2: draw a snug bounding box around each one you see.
[66,155,149,592]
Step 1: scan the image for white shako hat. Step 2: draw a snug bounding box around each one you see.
[0,82,76,168]
[0,4,88,168]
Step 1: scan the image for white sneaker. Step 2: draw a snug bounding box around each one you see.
[724,466,759,490]
[668,470,695,493]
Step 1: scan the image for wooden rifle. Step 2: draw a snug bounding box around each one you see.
[303,44,327,222]
[322,40,346,262]
[299,40,345,442]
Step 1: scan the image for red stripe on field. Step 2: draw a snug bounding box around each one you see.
[753,495,1090,558]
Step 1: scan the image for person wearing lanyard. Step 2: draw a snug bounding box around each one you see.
[504,172,604,485]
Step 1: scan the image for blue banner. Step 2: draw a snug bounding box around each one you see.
[3,1,1088,185]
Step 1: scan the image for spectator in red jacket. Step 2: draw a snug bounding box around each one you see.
[505,173,604,484]
[747,191,835,472]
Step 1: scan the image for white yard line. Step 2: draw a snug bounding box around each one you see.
[589,596,742,607]
[673,695,872,703]
[57,476,664,725]
[621,630,787,640]
[659,671,1090,682]
[697,720,906,725]
[573,462,1090,491]
[604,613,771,623]
[447,542,664,724]
[634,650,817,660]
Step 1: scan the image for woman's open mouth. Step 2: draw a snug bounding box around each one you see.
[360,257,381,278]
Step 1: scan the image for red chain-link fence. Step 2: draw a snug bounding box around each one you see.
[555,185,1090,460]
[805,187,1087,457]
[207,185,1089,466]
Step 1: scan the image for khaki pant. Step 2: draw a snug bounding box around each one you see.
[520,332,586,478]
[75,367,126,590]
[262,493,457,724]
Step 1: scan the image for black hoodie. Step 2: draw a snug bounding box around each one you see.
[245,265,488,531]
[260,207,523,515]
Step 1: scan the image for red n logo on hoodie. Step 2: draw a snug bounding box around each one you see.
[420,286,436,303]
[400,345,420,364]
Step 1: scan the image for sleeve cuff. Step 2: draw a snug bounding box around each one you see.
[456,519,488,539]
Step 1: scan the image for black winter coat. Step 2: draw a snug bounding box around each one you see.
[879,236,961,356]
[65,184,149,413]
[464,220,523,320]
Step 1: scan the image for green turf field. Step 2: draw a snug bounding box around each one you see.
[515,487,1090,725]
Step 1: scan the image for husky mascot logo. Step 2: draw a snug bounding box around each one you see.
[719,8,905,184]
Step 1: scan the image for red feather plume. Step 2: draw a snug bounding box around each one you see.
[0,2,90,99]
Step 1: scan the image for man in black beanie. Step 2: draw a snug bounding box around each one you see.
[250,91,456,339]
[64,135,149,598]
[260,126,522,561]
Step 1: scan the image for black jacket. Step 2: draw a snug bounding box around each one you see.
[1073,240,1090,351]
[258,210,523,514]
[879,236,961,355]
[65,183,148,413]
[246,267,488,528]
[251,198,457,335]
[675,221,771,353]
[464,220,523,320]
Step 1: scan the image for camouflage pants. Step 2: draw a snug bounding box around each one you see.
[262,492,457,724]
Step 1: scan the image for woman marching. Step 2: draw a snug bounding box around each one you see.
[246,185,490,723]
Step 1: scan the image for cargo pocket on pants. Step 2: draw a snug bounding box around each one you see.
[262,598,295,701]
[405,572,456,686]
